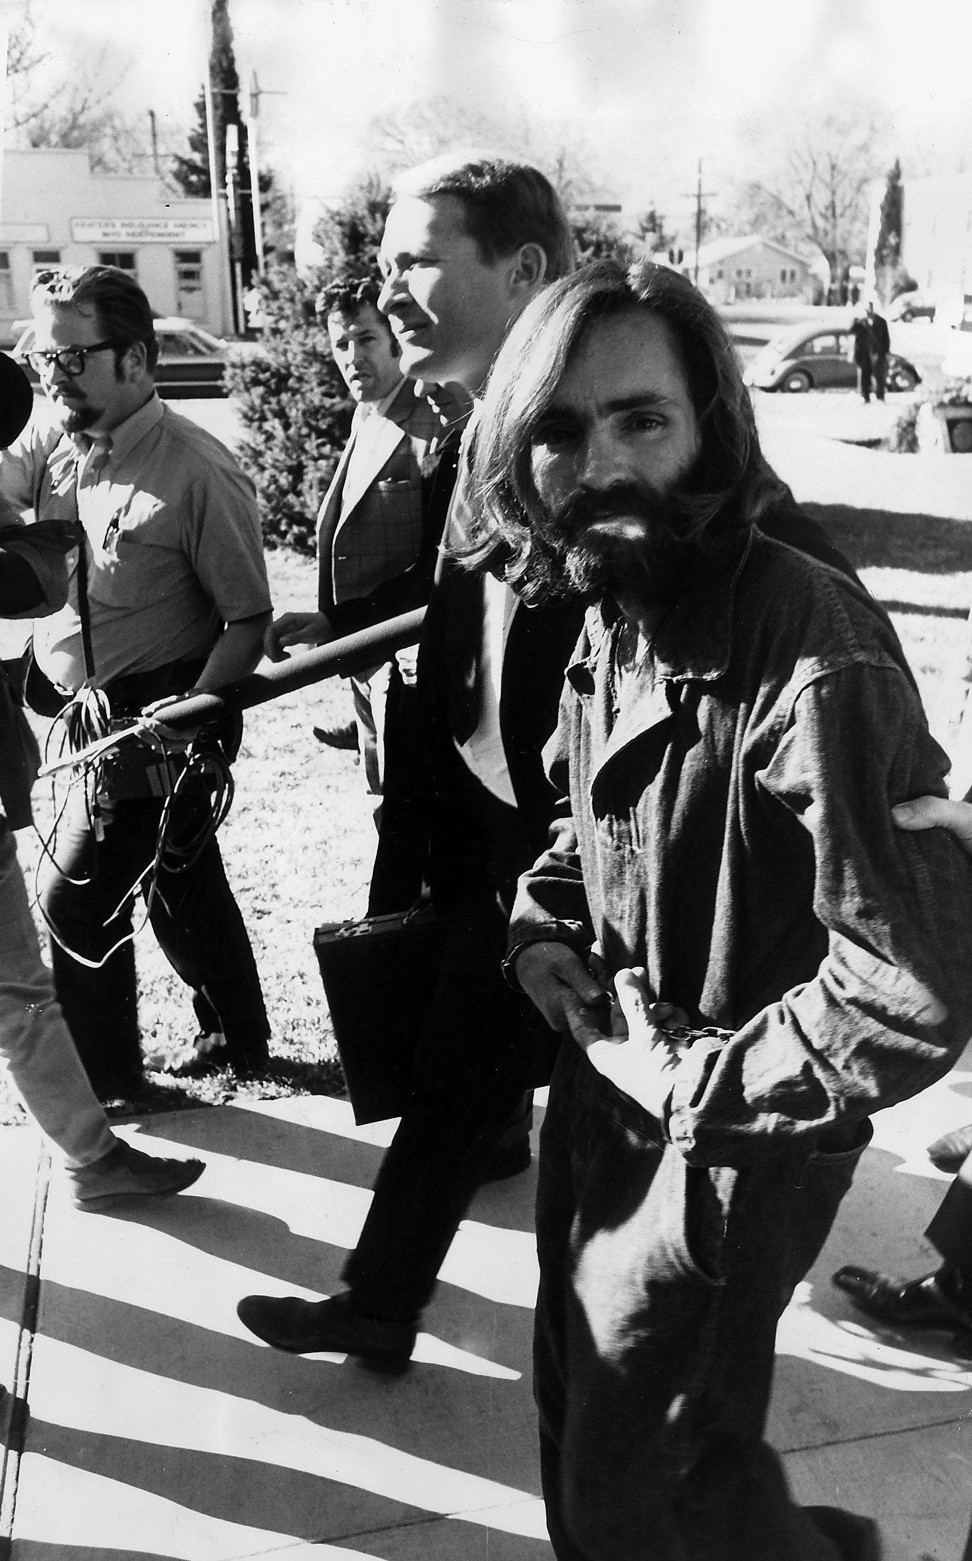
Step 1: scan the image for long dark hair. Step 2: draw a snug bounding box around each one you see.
[468,260,778,599]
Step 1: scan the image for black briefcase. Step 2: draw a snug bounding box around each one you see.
[313,905,446,1125]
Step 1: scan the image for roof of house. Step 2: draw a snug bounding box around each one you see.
[667,234,810,270]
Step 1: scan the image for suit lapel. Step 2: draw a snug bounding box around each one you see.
[337,380,414,521]
[316,434,356,610]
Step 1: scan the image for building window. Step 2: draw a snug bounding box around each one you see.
[98,250,137,274]
[0,253,12,312]
[32,249,61,279]
[174,249,204,318]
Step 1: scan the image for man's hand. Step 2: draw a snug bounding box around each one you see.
[514,941,609,1031]
[565,967,688,1119]
[264,611,335,662]
[396,645,419,687]
[136,695,194,750]
[893,796,972,856]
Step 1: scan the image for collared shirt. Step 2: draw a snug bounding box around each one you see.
[509,525,972,1165]
[442,413,518,807]
[339,379,406,526]
[0,394,271,690]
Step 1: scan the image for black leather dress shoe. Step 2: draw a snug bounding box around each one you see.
[237,1290,417,1370]
[832,1264,972,1337]
[926,1122,972,1174]
[312,721,359,751]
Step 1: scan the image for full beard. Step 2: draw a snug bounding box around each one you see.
[523,477,716,608]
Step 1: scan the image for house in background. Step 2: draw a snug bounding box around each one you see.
[0,148,233,346]
[661,235,813,303]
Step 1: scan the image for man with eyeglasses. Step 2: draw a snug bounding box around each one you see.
[0,346,204,1210]
[0,265,273,1097]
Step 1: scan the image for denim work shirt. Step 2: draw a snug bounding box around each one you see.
[508,527,972,1166]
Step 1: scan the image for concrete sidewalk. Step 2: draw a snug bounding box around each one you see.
[0,1047,970,1560]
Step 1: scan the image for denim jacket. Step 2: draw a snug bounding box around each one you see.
[508,526,972,1166]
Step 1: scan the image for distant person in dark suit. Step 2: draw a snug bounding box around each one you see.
[849,310,874,402]
[865,301,891,402]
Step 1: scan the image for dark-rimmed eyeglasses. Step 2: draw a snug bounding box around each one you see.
[23,341,118,378]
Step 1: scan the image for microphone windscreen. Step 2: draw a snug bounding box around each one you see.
[0,352,36,449]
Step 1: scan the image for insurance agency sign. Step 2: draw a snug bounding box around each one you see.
[71,218,216,244]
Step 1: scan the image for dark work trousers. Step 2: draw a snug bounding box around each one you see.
[40,778,270,1090]
[344,770,558,1322]
[926,1147,972,1272]
[535,1040,873,1561]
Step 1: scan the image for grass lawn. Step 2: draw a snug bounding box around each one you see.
[4,544,375,1122]
[2,453,971,1127]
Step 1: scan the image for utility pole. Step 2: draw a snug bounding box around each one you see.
[244,70,284,276]
[681,159,717,287]
[204,75,235,338]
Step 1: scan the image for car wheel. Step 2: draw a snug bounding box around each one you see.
[781,370,812,393]
[950,418,972,454]
[900,309,913,323]
[887,366,918,392]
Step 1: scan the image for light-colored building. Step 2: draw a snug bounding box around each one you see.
[0,148,234,346]
[666,235,813,303]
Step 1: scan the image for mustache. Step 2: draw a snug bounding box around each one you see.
[547,482,661,532]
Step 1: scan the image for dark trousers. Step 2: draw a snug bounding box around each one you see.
[856,359,872,402]
[926,1147,972,1272]
[40,780,269,1089]
[871,353,888,401]
[535,1040,871,1561]
[343,886,549,1319]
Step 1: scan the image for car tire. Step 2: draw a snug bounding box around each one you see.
[781,370,812,393]
[950,419,972,454]
[887,367,918,392]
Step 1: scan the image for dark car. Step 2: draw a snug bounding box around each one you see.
[13,316,237,399]
[742,324,921,394]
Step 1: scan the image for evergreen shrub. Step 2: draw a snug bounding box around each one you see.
[224,263,352,553]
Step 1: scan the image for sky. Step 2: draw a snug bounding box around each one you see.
[5,0,972,229]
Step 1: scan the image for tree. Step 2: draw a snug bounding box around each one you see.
[169,2,259,297]
[363,100,608,219]
[170,89,212,198]
[726,113,886,288]
[171,83,294,260]
[633,207,675,257]
[874,158,906,303]
[224,262,350,553]
[312,174,393,281]
[570,212,633,268]
[5,2,147,172]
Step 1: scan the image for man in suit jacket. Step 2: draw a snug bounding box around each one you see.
[240,154,579,1369]
[265,276,464,794]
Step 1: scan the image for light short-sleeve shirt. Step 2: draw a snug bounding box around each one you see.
[0,395,271,690]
